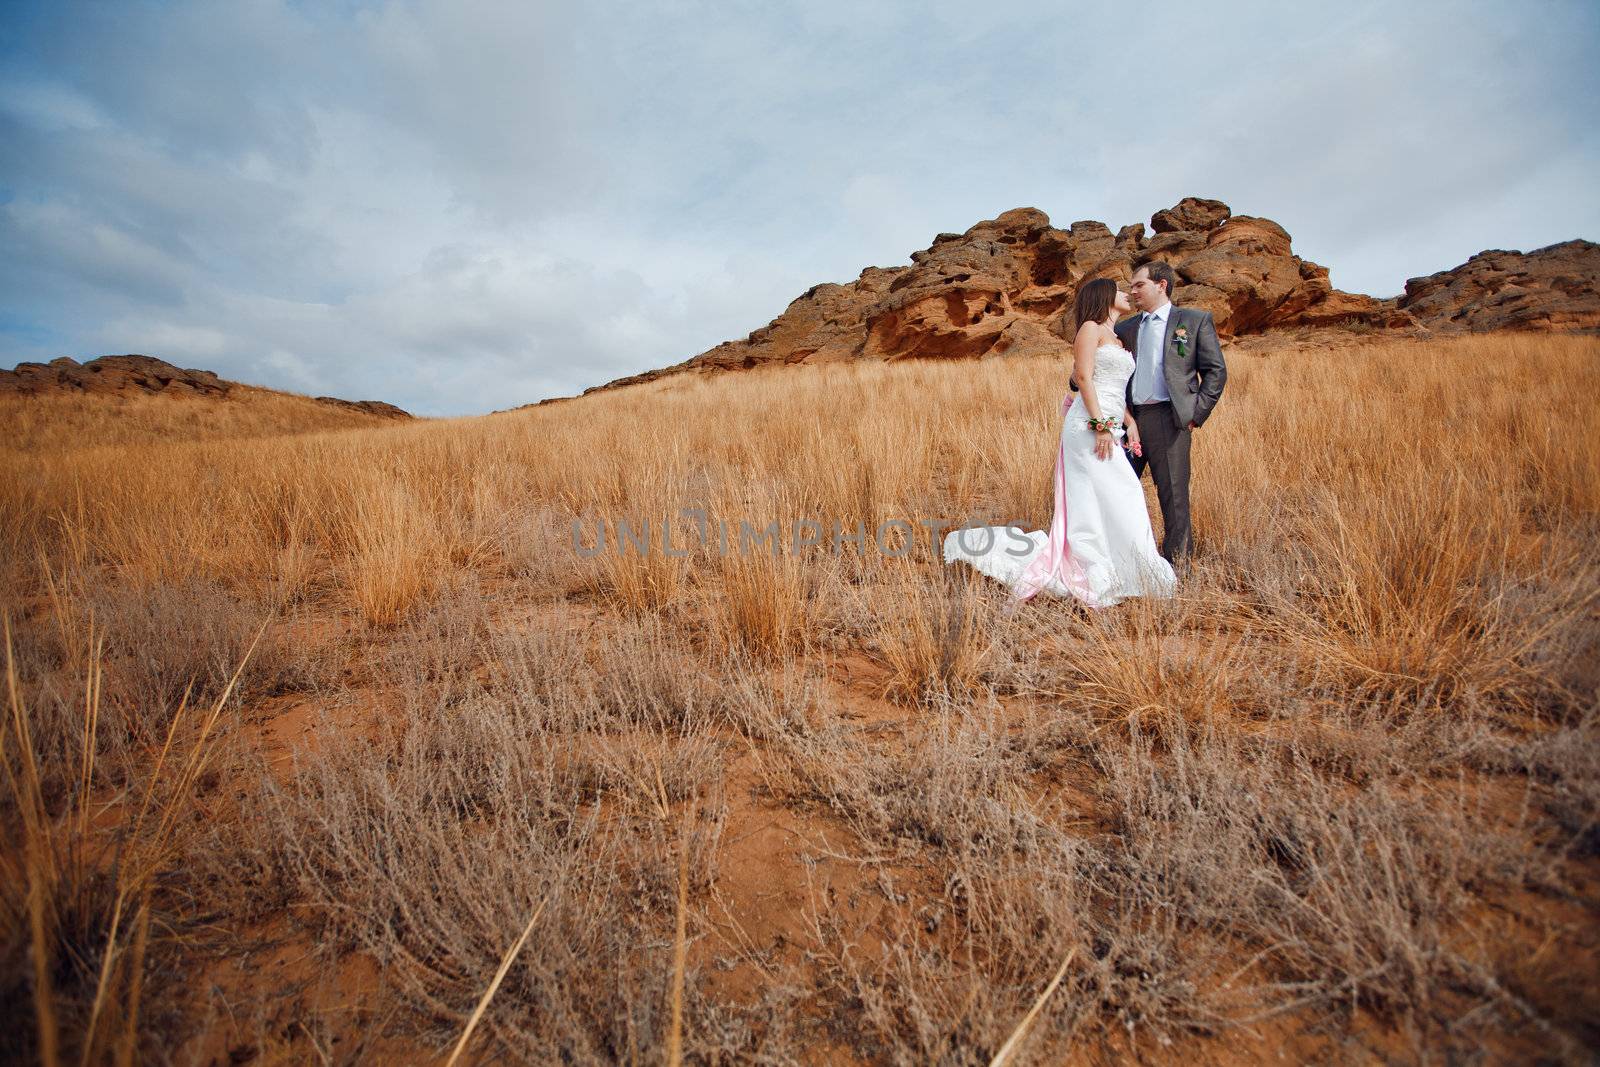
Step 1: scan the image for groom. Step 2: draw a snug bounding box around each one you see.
[1114,260,1227,562]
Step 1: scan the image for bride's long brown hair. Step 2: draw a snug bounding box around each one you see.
[1070,277,1118,331]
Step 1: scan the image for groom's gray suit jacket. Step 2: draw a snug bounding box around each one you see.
[1113,305,1227,430]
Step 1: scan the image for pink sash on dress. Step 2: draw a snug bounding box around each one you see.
[1011,393,1095,603]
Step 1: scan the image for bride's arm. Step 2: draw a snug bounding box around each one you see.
[1071,323,1102,418]
[1071,324,1116,461]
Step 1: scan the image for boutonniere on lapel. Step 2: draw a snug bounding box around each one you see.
[1173,325,1190,358]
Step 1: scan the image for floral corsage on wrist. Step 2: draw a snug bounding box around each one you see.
[1087,415,1120,434]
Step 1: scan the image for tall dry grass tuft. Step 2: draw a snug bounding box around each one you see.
[339,474,445,626]
[1279,474,1595,710]
[866,553,996,704]
[703,484,820,660]
[1041,576,1278,738]
[1,612,263,1065]
[596,526,691,617]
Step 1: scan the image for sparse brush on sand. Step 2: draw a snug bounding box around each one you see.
[1,333,1597,1064]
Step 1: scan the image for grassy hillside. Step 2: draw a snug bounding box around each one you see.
[0,383,410,455]
[1,333,1596,1063]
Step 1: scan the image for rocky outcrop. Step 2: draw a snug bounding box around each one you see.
[0,354,232,397]
[1397,240,1600,332]
[1164,213,1390,332]
[313,396,413,420]
[1,353,413,418]
[539,197,1597,407]
[550,198,1399,403]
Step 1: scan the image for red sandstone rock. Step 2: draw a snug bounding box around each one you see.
[1397,240,1600,332]
[1151,197,1230,234]
[313,396,413,419]
[0,354,231,397]
[1,353,412,418]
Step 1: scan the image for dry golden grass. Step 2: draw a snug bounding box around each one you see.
[1,332,1597,1063]
[2,613,265,1067]
[0,384,406,455]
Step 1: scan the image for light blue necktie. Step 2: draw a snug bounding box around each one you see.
[1135,313,1156,401]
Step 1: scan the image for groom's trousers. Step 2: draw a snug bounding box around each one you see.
[1127,402,1193,561]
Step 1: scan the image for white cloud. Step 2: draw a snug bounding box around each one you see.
[0,78,106,131]
[260,349,325,392]
[96,321,231,361]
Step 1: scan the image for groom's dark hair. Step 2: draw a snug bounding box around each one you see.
[1135,259,1179,299]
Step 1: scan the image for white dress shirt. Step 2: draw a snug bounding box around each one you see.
[1130,300,1173,404]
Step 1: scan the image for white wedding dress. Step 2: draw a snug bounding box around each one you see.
[943,342,1177,609]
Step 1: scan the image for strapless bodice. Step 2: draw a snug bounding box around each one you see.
[1064,343,1134,422]
[1089,344,1134,391]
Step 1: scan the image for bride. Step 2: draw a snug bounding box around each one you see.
[943,278,1177,609]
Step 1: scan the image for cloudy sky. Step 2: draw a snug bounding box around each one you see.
[2,1,1596,415]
